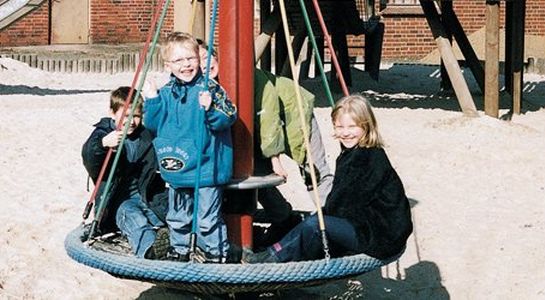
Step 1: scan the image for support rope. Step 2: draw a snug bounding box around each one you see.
[278,0,330,261]
[85,0,172,238]
[189,0,220,260]
[310,0,350,96]
[297,0,334,107]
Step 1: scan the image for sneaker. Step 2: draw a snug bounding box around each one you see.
[165,247,189,262]
[188,247,227,264]
[144,227,170,260]
[241,249,278,264]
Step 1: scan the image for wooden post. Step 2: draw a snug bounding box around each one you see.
[485,0,500,118]
[511,0,526,115]
[420,0,478,117]
[440,1,453,91]
[442,3,485,94]
[259,0,272,71]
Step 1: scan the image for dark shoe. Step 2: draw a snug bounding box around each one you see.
[165,247,189,262]
[260,212,304,247]
[241,249,279,264]
[144,227,170,260]
[226,244,243,263]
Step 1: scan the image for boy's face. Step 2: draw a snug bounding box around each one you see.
[165,43,200,83]
[199,47,219,80]
[112,108,142,136]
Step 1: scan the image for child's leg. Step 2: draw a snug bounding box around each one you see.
[195,186,229,258]
[166,187,193,255]
[270,215,358,262]
[116,196,163,258]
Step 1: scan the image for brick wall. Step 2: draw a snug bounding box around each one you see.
[0,2,49,46]
[1,0,545,61]
[89,0,174,43]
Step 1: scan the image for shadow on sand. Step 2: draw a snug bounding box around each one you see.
[0,84,108,96]
[136,198,449,300]
[301,64,545,115]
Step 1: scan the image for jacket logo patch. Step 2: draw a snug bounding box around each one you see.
[160,157,184,171]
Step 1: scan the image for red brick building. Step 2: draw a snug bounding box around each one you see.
[1,0,543,61]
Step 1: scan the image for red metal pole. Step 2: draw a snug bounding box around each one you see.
[219,0,254,177]
[219,0,255,249]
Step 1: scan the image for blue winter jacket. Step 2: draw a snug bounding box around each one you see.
[144,73,237,188]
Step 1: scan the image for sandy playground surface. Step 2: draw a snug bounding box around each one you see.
[1,56,545,299]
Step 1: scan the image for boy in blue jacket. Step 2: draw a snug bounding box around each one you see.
[142,32,237,263]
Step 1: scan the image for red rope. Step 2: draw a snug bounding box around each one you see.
[310,0,349,96]
[82,0,167,221]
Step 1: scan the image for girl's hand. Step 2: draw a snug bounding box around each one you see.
[271,155,288,179]
[141,79,158,99]
[199,91,212,111]
[102,130,123,148]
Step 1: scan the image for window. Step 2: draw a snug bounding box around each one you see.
[387,0,419,4]
[381,0,423,15]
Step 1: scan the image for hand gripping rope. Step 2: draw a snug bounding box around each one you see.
[83,0,172,239]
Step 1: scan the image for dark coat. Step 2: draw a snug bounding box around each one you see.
[324,146,413,259]
[81,118,167,232]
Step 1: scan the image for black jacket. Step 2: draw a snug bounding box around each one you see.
[324,146,413,259]
[81,118,167,232]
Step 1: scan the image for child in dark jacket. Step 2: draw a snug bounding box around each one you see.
[142,32,237,263]
[82,87,169,259]
[243,94,413,263]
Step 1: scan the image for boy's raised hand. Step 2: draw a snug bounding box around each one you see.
[199,91,212,111]
[102,130,123,149]
[141,79,158,99]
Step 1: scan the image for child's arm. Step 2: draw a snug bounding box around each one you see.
[141,79,163,133]
[203,84,237,131]
[82,127,112,182]
[256,72,286,161]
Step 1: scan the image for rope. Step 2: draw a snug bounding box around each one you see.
[310,0,349,96]
[277,0,330,261]
[189,0,220,259]
[86,0,172,238]
[297,0,334,107]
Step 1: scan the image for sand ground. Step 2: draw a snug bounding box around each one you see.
[1,57,544,299]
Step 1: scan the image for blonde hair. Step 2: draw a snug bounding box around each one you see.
[110,86,143,113]
[331,94,383,148]
[161,31,199,61]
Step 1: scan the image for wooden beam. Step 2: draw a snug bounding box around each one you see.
[439,1,453,91]
[511,0,526,115]
[259,0,273,71]
[420,0,478,117]
[485,0,500,118]
[442,3,485,94]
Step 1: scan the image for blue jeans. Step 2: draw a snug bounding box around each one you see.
[116,195,165,258]
[167,186,229,257]
[269,215,359,262]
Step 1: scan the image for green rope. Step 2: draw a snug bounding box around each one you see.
[298,0,335,107]
[91,0,172,235]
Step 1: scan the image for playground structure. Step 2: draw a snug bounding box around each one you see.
[63,0,403,294]
[0,0,532,293]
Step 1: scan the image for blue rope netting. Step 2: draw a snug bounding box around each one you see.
[65,225,394,293]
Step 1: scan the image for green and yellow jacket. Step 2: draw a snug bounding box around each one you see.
[254,69,314,165]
